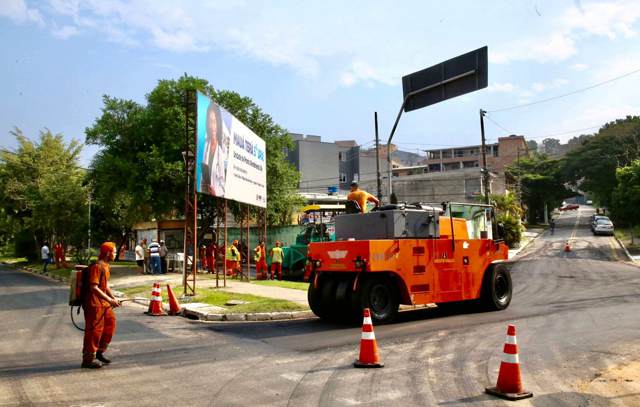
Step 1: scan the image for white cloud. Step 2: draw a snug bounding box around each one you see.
[531,78,569,93]
[52,24,78,39]
[571,63,589,71]
[488,82,516,93]
[491,33,577,64]
[492,0,640,64]
[0,0,44,26]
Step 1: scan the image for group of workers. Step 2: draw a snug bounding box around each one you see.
[200,239,285,280]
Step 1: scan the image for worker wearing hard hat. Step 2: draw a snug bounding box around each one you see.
[82,242,120,369]
[347,181,379,213]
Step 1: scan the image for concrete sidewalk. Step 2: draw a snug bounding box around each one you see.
[508,227,543,259]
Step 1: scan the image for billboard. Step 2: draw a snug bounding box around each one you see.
[195,91,267,207]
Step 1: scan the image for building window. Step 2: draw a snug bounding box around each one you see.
[339,173,347,183]
[455,149,464,157]
[353,173,359,182]
[338,152,347,162]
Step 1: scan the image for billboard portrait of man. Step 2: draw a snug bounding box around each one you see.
[200,102,230,196]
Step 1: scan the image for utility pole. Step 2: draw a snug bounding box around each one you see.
[87,188,92,251]
[479,109,490,204]
[374,112,382,201]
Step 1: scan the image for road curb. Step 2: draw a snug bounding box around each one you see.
[509,229,543,259]
[182,304,315,322]
[614,236,637,263]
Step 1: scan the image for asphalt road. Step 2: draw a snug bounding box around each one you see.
[2,205,640,406]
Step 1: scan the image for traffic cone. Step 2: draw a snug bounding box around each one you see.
[485,325,533,400]
[166,284,182,316]
[354,308,384,368]
[147,282,166,316]
[564,241,571,252]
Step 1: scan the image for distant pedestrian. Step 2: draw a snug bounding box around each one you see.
[148,239,161,275]
[54,242,64,269]
[269,241,284,281]
[550,218,556,235]
[199,244,207,272]
[134,240,145,274]
[159,240,168,274]
[41,242,50,273]
[141,238,149,274]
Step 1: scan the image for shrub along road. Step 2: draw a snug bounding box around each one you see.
[1,206,639,406]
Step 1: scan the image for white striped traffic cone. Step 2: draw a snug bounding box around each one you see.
[485,324,533,400]
[354,308,383,368]
[147,282,166,316]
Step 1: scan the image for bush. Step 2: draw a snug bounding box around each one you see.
[14,229,37,260]
[498,214,523,249]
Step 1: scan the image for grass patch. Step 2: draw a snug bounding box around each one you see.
[615,227,640,254]
[119,285,307,313]
[253,280,309,291]
[0,255,29,266]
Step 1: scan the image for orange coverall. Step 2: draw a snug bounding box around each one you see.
[254,245,267,279]
[82,261,116,363]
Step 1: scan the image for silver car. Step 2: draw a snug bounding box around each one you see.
[593,218,614,236]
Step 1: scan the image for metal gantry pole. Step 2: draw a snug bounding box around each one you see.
[374,112,382,202]
[479,109,490,204]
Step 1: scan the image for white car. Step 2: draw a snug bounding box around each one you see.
[593,218,614,236]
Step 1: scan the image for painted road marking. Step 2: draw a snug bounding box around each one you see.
[569,210,581,242]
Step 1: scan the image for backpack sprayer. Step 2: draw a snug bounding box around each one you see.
[68,264,139,331]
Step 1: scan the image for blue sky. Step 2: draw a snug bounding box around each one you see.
[2,0,640,166]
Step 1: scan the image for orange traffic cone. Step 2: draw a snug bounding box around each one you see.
[147,282,166,316]
[485,324,533,400]
[166,284,182,316]
[564,241,571,252]
[354,308,384,368]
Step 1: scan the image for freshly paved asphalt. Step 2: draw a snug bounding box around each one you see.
[2,206,640,406]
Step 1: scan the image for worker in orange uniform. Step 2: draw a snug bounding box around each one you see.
[82,242,120,369]
[347,181,379,213]
[254,241,268,280]
[269,241,284,280]
[199,244,207,272]
[54,242,64,269]
[226,240,241,278]
[206,240,217,274]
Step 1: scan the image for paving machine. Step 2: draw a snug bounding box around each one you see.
[306,202,512,323]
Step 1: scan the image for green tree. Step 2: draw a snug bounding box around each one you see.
[562,116,640,207]
[610,160,640,242]
[86,75,303,245]
[0,129,87,258]
[507,153,572,223]
[488,192,523,248]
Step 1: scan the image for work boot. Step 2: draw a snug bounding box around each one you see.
[81,360,102,369]
[96,351,111,364]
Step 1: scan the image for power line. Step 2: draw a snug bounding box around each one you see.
[488,66,640,113]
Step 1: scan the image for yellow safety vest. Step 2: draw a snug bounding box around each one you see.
[226,246,240,261]
[271,247,284,263]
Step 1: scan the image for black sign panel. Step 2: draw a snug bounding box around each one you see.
[402,46,488,112]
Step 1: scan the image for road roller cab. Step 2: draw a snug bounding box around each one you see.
[307,202,512,323]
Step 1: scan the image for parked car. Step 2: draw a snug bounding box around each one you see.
[593,218,615,236]
[591,215,610,231]
[586,200,593,205]
[560,203,579,211]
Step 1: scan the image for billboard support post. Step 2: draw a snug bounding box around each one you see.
[246,205,250,282]
[182,88,198,296]
[224,199,227,287]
